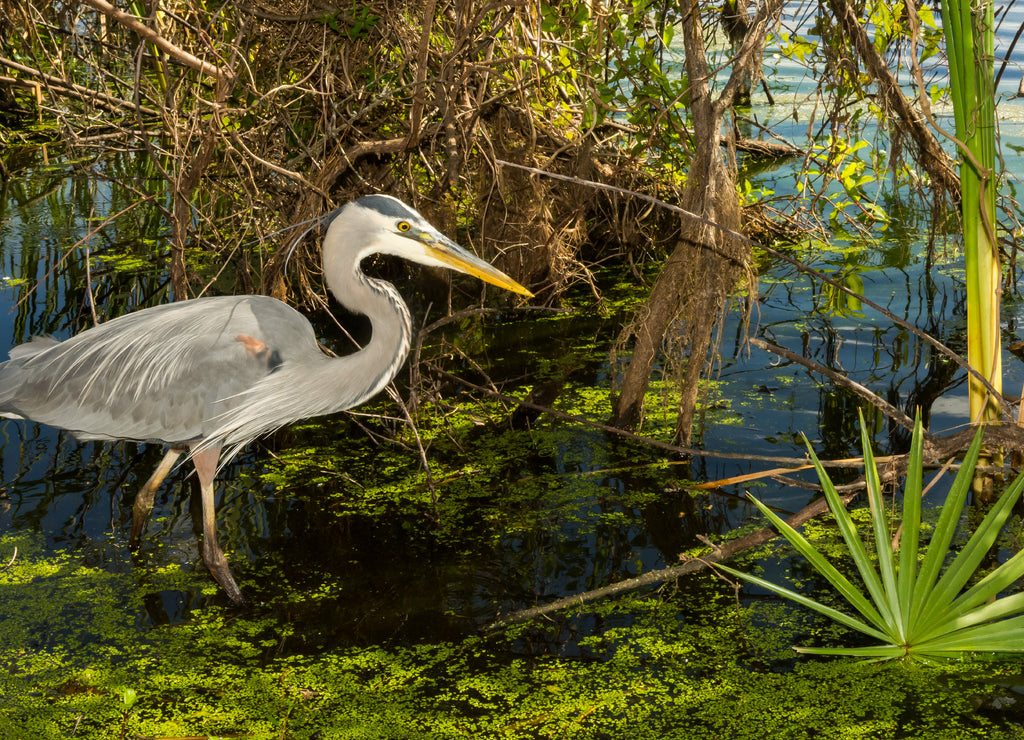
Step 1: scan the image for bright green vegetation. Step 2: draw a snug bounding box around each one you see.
[2,345,1024,736]
[4,529,1024,739]
[722,411,1024,660]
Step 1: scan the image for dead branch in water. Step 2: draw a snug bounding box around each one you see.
[487,485,863,632]
[750,338,919,435]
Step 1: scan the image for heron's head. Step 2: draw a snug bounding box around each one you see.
[323,194,533,297]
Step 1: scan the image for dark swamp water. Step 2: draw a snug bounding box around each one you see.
[10,13,1024,739]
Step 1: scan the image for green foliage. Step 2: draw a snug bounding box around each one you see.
[798,137,889,229]
[941,0,1002,427]
[720,411,1024,660]
[320,5,379,41]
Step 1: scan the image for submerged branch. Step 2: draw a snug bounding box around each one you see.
[433,366,1017,477]
[486,488,861,632]
[750,338,920,436]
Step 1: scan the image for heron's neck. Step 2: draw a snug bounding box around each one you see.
[325,259,413,405]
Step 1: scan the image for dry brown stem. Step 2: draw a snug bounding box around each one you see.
[0,54,160,116]
[750,337,919,434]
[825,0,960,200]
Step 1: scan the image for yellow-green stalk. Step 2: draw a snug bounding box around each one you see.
[942,0,1001,441]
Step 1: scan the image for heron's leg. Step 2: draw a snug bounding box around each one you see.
[129,446,184,550]
[189,442,245,605]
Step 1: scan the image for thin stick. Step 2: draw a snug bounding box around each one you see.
[2,547,16,571]
[0,55,160,116]
[80,0,234,82]
[750,338,918,435]
[12,195,158,315]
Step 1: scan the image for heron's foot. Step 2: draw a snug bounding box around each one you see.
[129,447,182,550]
[202,540,246,605]
[128,496,154,550]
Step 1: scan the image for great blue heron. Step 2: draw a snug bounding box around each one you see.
[0,194,532,604]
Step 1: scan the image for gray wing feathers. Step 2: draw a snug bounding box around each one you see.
[7,336,60,360]
[0,296,319,445]
[0,284,411,467]
[197,349,386,464]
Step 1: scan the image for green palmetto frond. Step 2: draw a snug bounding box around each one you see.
[718,411,1024,660]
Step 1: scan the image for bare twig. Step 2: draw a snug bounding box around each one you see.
[2,547,16,572]
[0,55,160,116]
[80,0,235,82]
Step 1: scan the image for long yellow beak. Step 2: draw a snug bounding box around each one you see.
[424,235,534,298]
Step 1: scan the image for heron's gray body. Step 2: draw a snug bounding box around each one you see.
[0,194,528,603]
[0,211,413,461]
[0,296,310,444]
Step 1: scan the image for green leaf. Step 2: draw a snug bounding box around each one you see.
[920,468,1024,625]
[741,493,891,635]
[908,425,984,632]
[923,591,1024,638]
[803,437,894,629]
[915,616,1024,653]
[858,410,902,637]
[897,411,925,634]
[795,645,906,658]
[715,563,891,642]
[945,548,1024,620]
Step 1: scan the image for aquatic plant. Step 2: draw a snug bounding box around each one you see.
[940,0,1001,432]
[4,528,1022,738]
[718,411,1024,660]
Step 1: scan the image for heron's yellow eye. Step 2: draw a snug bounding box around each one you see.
[397,221,411,232]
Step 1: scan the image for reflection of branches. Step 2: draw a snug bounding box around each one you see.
[488,486,863,631]
[12,195,158,314]
[751,337,918,434]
